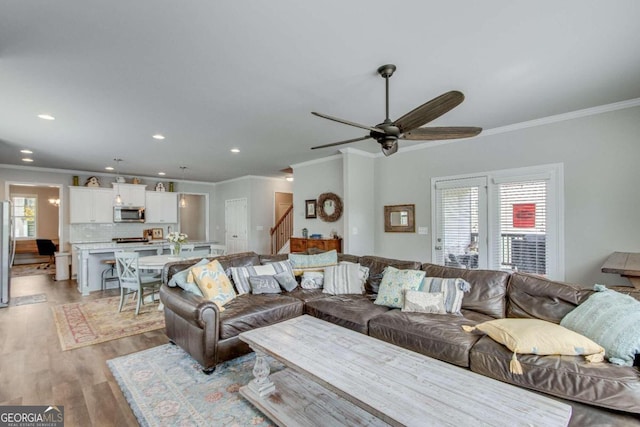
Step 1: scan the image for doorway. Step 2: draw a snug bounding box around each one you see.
[179,194,208,242]
[225,198,248,254]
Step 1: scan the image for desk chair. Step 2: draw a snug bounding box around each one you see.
[36,239,57,269]
[115,252,162,315]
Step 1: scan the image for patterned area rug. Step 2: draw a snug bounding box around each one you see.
[108,344,279,426]
[11,263,55,278]
[9,293,47,306]
[52,296,165,351]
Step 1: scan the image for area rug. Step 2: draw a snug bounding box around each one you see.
[11,263,55,278]
[108,344,280,426]
[9,293,47,306]
[52,296,165,351]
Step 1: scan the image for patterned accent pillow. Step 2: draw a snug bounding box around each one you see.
[301,271,324,289]
[288,250,338,275]
[373,266,426,308]
[274,271,298,292]
[229,260,294,294]
[323,263,367,295]
[463,318,605,374]
[402,291,447,314]
[249,275,282,294]
[191,260,236,311]
[561,284,640,366]
[417,277,471,315]
[167,258,209,296]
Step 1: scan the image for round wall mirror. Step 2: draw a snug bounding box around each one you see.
[317,192,343,222]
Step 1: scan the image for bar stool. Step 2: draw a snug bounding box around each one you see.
[101,259,120,290]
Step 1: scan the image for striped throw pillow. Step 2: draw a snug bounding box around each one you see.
[417,277,471,315]
[288,250,338,275]
[323,263,368,295]
[229,260,294,294]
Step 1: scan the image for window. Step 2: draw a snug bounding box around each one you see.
[12,195,37,238]
[432,164,564,280]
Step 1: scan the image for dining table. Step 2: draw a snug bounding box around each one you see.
[138,253,207,271]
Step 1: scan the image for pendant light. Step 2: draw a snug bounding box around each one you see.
[114,158,123,206]
[179,166,187,208]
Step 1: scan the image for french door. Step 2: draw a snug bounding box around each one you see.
[432,164,563,279]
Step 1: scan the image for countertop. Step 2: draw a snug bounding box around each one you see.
[72,240,221,253]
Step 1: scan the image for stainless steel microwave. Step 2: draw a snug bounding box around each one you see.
[114,206,145,223]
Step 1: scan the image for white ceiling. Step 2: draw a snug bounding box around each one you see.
[1,1,639,182]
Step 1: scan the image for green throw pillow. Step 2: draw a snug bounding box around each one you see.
[374,266,426,308]
[560,284,640,366]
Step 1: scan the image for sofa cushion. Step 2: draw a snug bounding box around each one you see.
[369,309,494,367]
[249,275,282,294]
[561,285,640,366]
[419,277,471,314]
[230,260,294,294]
[402,291,447,314]
[190,260,237,311]
[323,263,366,295]
[219,294,303,340]
[422,263,509,318]
[507,272,593,323]
[286,288,326,303]
[305,294,390,334]
[469,335,640,414]
[167,257,209,296]
[464,318,604,374]
[289,250,338,275]
[358,256,421,295]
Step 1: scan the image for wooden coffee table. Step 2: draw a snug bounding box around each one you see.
[239,315,571,427]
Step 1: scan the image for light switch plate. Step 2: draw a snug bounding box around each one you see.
[418,226,428,235]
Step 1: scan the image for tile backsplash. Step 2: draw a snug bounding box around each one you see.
[70,222,177,243]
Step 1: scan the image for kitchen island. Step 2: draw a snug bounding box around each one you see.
[72,240,221,295]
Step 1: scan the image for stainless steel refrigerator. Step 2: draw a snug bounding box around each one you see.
[1,200,15,307]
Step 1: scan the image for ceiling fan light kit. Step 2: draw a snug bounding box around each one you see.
[311,64,482,156]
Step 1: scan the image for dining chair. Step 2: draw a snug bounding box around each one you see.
[209,244,227,256]
[180,244,195,252]
[115,252,162,315]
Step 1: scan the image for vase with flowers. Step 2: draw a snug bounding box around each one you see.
[167,232,188,255]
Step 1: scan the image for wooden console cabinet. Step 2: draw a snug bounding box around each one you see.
[290,237,342,253]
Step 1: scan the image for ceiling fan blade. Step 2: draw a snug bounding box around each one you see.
[312,112,385,134]
[403,126,482,140]
[394,91,465,134]
[381,141,398,156]
[311,135,371,150]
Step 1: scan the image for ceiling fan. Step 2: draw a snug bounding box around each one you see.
[311,64,482,156]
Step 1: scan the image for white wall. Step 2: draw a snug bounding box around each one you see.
[342,149,375,255]
[292,155,344,239]
[372,106,640,286]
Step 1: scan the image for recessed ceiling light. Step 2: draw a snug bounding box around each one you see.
[152,134,165,140]
[158,172,166,176]
[230,148,240,153]
[37,114,55,120]
[285,176,294,182]
[105,166,114,171]
[21,149,33,154]
[22,158,34,162]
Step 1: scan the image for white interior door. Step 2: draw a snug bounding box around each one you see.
[225,198,248,254]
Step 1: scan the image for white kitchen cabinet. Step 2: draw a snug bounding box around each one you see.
[69,187,114,223]
[145,191,178,223]
[112,183,146,207]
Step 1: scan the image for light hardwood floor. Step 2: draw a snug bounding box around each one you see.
[0,273,168,426]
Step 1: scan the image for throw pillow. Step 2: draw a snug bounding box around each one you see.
[402,291,447,314]
[229,260,294,294]
[274,271,298,292]
[463,318,605,375]
[288,250,338,275]
[301,271,324,289]
[323,263,366,295]
[167,258,209,296]
[373,266,426,308]
[417,277,471,315]
[560,284,640,366]
[191,260,236,311]
[249,275,282,294]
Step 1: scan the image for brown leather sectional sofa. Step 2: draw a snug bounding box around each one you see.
[159,251,640,426]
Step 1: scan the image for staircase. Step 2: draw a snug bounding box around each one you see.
[270,205,293,254]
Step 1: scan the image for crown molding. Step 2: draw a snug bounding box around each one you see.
[290,154,342,169]
[397,97,640,154]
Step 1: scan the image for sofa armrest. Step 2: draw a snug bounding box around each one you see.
[160,284,220,329]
